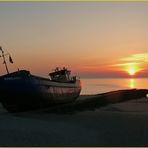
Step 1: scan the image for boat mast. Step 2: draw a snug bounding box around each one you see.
[0,46,9,74]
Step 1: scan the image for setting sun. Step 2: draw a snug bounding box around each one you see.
[128,68,136,76]
[126,64,140,76]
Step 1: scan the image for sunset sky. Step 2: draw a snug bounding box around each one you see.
[0,2,148,78]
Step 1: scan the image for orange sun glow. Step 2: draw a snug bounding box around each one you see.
[128,68,136,76]
[126,64,140,76]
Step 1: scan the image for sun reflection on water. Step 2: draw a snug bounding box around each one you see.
[129,78,136,88]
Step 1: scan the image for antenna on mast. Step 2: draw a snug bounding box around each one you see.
[0,46,12,74]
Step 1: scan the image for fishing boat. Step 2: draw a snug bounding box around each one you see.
[0,47,81,112]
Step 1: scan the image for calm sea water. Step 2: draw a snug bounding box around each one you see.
[81,78,148,95]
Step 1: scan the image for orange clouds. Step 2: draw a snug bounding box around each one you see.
[112,53,148,76]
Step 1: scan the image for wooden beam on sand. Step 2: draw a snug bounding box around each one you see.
[42,89,148,113]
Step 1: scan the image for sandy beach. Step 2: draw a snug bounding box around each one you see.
[0,94,148,146]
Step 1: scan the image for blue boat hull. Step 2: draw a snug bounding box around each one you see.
[0,70,81,112]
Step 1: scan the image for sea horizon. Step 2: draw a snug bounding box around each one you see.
[80,76,148,79]
[81,77,148,95]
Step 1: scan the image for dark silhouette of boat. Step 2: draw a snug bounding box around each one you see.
[0,47,81,112]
